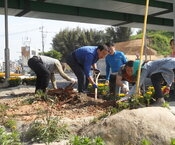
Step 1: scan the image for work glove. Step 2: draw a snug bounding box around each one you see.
[93,84,98,89]
[162,86,170,95]
[105,80,109,85]
[122,84,129,93]
[70,78,77,84]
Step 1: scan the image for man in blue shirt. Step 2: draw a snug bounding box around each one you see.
[66,45,109,93]
[105,42,128,95]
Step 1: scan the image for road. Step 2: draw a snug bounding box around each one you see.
[48,72,78,89]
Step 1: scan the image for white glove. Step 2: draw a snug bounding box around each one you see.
[70,78,76,84]
[105,80,109,85]
[122,84,129,93]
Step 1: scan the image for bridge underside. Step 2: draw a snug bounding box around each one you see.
[0,0,174,32]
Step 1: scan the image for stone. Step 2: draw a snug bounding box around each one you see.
[80,107,175,145]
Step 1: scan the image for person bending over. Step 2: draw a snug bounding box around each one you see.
[116,58,175,106]
[28,55,75,93]
[66,44,109,93]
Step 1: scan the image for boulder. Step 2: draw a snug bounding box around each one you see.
[79,107,175,145]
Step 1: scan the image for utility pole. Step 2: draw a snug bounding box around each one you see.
[4,0,10,80]
[174,1,175,39]
[39,26,45,53]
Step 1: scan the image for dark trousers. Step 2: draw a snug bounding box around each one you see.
[28,57,50,93]
[150,73,165,99]
[66,54,89,92]
[168,82,175,101]
[109,74,116,95]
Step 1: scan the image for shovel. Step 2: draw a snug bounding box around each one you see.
[94,70,100,100]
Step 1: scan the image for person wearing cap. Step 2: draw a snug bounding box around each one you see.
[66,44,109,93]
[105,42,128,95]
[28,55,76,93]
[116,57,175,106]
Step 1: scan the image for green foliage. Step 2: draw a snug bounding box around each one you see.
[52,27,173,58]
[70,136,105,145]
[130,33,143,40]
[21,97,37,105]
[131,30,173,56]
[7,77,37,87]
[8,77,22,87]
[4,118,17,130]
[52,27,106,60]
[171,138,175,145]
[140,138,151,145]
[88,83,109,98]
[148,33,170,56]
[43,49,62,60]
[105,27,131,42]
[23,117,69,144]
[22,77,36,86]
[116,27,132,42]
[0,127,21,145]
[52,26,131,60]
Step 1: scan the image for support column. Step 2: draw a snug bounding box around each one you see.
[4,0,10,79]
[174,0,175,39]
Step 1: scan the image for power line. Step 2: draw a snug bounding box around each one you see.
[0,28,39,37]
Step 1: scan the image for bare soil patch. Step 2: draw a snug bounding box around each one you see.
[0,85,111,129]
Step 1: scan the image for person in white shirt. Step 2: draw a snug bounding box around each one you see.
[28,55,75,93]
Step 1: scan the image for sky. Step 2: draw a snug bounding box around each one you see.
[0,15,138,61]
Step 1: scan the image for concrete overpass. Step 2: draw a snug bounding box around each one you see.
[0,0,174,31]
[0,0,175,79]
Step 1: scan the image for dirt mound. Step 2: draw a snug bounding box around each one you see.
[0,85,113,123]
[115,39,157,55]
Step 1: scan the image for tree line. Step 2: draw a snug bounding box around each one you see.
[43,27,174,61]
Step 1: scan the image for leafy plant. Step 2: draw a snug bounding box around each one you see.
[0,127,21,145]
[88,83,109,98]
[141,138,151,145]
[23,116,69,144]
[70,136,105,145]
[171,138,175,145]
[4,118,17,130]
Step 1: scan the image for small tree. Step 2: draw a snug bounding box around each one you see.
[43,49,62,60]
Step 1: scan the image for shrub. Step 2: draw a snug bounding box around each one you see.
[22,77,36,86]
[23,117,69,143]
[8,77,22,87]
[0,76,5,83]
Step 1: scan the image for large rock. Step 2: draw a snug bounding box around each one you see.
[79,107,175,145]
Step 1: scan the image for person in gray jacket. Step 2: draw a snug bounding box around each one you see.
[116,57,175,106]
[28,55,75,93]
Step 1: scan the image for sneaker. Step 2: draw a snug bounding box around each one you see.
[151,98,165,106]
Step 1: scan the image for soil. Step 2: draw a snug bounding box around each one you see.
[0,85,114,135]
